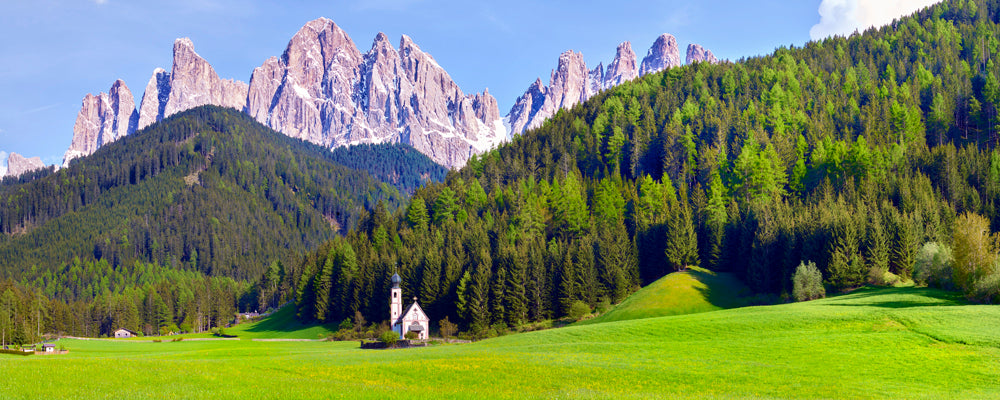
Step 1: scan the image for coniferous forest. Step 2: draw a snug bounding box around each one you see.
[289,0,1000,335]
[3,0,1000,343]
[0,106,418,340]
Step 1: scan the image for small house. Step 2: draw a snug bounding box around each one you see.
[114,328,138,338]
[42,344,56,353]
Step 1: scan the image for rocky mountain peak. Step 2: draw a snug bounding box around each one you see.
[164,37,248,118]
[604,41,638,89]
[6,152,46,178]
[640,34,681,75]
[506,34,716,136]
[64,79,138,167]
[686,43,718,64]
[137,68,170,130]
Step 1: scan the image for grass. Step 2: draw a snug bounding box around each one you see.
[579,267,753,325]
[2,286,998,399]
[223,304,339,339]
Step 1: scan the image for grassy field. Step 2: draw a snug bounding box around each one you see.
[580,267,752,325]
[2,286,999,399]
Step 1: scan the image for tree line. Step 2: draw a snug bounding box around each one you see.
[286,0,1000,335]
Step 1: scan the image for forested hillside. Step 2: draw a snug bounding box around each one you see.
[290,0,1000,335]
[0,106,405,340]
[329,143,449,193]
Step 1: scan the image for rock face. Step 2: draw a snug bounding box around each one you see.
[246,19,506,168]
[139,38,249,128]
[603,42,639,89]
[640,34,681,76]
[63,80,138,166]
[6,152,46,177]
[686,44,718,64]
[507,34,708,135]
[137,68,170,130]
[59,18,715,168]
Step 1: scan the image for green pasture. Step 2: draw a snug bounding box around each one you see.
[2,286,998,399]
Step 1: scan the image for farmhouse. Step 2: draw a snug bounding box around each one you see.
[114,328,138,338]
[42,344,55,353]
[389,273,430,340]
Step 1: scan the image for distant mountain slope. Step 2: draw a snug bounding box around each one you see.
[0,105,403,286]
[329,142,448,193]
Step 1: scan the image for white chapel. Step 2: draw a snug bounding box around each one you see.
[390,273,430,340]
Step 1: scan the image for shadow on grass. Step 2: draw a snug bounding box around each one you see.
[690,268,759,308]
[823,300,963,308]
[236,304,337,336]
[820,286,967,308]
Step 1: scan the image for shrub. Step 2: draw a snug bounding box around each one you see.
[439,316,457,338]
[914,242,954,289]
[378,331,399,347]
[337,318,353,332]
[792,261,825,302]
[867,264,890,286]
[568,301,591,321]
[971,269,1000,303]
[404,331,418,340]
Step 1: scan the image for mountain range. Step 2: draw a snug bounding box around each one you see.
[14,18,715,175]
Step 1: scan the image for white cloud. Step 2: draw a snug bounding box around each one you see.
[810,0,944,40]
[0,151,8,175]
[93,0,108,4]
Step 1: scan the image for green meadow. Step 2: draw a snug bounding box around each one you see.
[2,286,998,399]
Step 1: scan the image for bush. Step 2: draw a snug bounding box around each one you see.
[378,331,399,347]
[404,331,418,340]
[568,301,591,321]
[914,242,954,289]
[792,261,825,302]
[439,316,457,338]
[971,269,1000,303]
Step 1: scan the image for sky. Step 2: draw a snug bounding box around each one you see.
[0,0,943,169]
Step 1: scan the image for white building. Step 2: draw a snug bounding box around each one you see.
[390,273,430,340]
[114,328,137,338]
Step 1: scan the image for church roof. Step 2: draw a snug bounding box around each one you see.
[391,273,401,288]
[395,301,429,325]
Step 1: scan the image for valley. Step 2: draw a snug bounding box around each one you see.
[3,0,1000,398]
[2,287,998,399]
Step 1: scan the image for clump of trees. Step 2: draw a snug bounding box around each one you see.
[951,212,1000,302]
[792,261,825,302]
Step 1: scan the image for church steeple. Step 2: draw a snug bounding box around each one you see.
[389,273,402,324]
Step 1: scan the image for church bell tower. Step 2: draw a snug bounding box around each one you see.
[390,273,402,325]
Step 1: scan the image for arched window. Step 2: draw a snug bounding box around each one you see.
[393,292,397,298]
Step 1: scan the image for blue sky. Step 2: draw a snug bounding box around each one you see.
[0,0,940,167]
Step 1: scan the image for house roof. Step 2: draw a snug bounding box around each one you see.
[408,323,424,332]
[115,328,137,334]
[42,343,56,348]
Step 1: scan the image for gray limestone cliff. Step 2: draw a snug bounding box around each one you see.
[63,79,138,167]
[6,152,46,177]
[507,34,703,136]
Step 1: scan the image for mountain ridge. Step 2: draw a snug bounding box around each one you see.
[42,18,716,175]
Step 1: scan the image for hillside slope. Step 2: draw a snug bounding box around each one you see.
[579,267,751,325]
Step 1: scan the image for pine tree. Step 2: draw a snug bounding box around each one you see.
[665,183,699,271]
[407,197,429,230]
